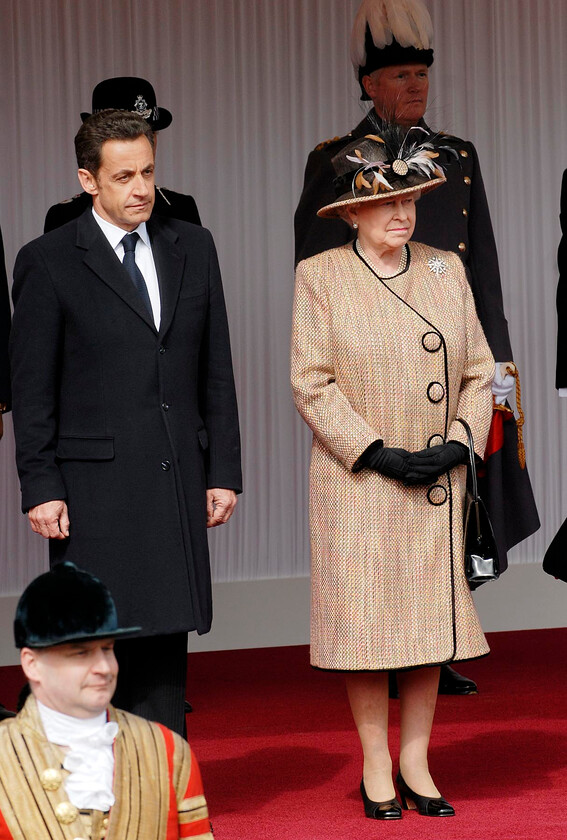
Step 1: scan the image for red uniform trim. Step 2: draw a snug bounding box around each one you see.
[0,809,13,839]
[484,409,505,459]
[157,724,211,838]
[157,723,180,840]
[179,749,212,837]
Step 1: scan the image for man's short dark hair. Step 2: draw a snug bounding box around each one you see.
[75,109,155,175]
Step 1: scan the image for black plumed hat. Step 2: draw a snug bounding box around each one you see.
[14,562,141,649]
[350,0,434,100]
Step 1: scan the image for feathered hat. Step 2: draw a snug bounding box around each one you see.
[351,0,434,100]
[317,121,445,218]
[14,562,141,649]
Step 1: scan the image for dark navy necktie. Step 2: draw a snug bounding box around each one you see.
[121,232,153,317]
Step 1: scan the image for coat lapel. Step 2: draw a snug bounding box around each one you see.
[147,216,185,339]
[76,210,157,332]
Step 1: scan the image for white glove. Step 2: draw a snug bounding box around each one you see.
[492,362,515,405]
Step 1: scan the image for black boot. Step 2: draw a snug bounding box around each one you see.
[438,664,478,695]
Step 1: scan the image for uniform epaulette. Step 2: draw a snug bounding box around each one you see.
[314,135,349,152]
[435,131,466,146]
[58,193,83,205]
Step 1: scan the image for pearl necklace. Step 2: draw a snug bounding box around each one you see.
[356,241,408,278]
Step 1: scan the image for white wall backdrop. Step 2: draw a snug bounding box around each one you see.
[0,0,565,595]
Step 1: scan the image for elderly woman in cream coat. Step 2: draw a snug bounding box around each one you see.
[291,128,494,820]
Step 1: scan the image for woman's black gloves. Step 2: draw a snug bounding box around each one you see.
[406,442,469,483]
[353,440,468,486]
[353,441,429,484]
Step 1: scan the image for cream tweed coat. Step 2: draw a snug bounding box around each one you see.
[291,241,495,671]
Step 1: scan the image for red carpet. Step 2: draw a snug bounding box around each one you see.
[1,629,566,838]
[185,629,567,840]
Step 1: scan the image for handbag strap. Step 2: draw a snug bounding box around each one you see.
[455,417,479,501]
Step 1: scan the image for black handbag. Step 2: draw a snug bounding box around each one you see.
[456,418,501,588]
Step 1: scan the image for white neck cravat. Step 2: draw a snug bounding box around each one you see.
[37,701,118,811]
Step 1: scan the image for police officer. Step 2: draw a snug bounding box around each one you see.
[44,77,201,232]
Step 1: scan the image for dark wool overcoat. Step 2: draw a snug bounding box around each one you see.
[0,227,10,410]
[10,210,241,637]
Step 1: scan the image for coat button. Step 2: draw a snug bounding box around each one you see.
[427,484,448,505]
[161,402,170,411]
[458,242,466,252]
[462,208,468,216]
[459,149,469,158]
[161,460,171,471]
[159,345,166,354]
[55,802,79,824]
[41,768,62,790]
[427,382,445,403]
[464,176,471,185]
[422,331,442,352]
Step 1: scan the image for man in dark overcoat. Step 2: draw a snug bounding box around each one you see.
[0,224,16,719]
[44,77,201,233]
[295,0,539,694]
[10,110,242,735]
[0,225,10,438]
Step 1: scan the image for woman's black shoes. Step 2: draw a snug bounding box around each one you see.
[396,772,455,817]
[360,780,402,820]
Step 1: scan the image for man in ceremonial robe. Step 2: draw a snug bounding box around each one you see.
[0,562,213,840]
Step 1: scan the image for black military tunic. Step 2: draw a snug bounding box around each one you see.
[44,186,201,233]
[294,110,540,565]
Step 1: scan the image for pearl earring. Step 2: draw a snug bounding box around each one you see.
[353,222,358,229]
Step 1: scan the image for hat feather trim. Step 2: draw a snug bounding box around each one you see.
[350,0,433,72]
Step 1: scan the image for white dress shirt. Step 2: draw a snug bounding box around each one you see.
[92,209,161,329]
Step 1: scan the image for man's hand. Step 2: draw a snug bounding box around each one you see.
[28,500,70,539]
[206,488,237,528]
